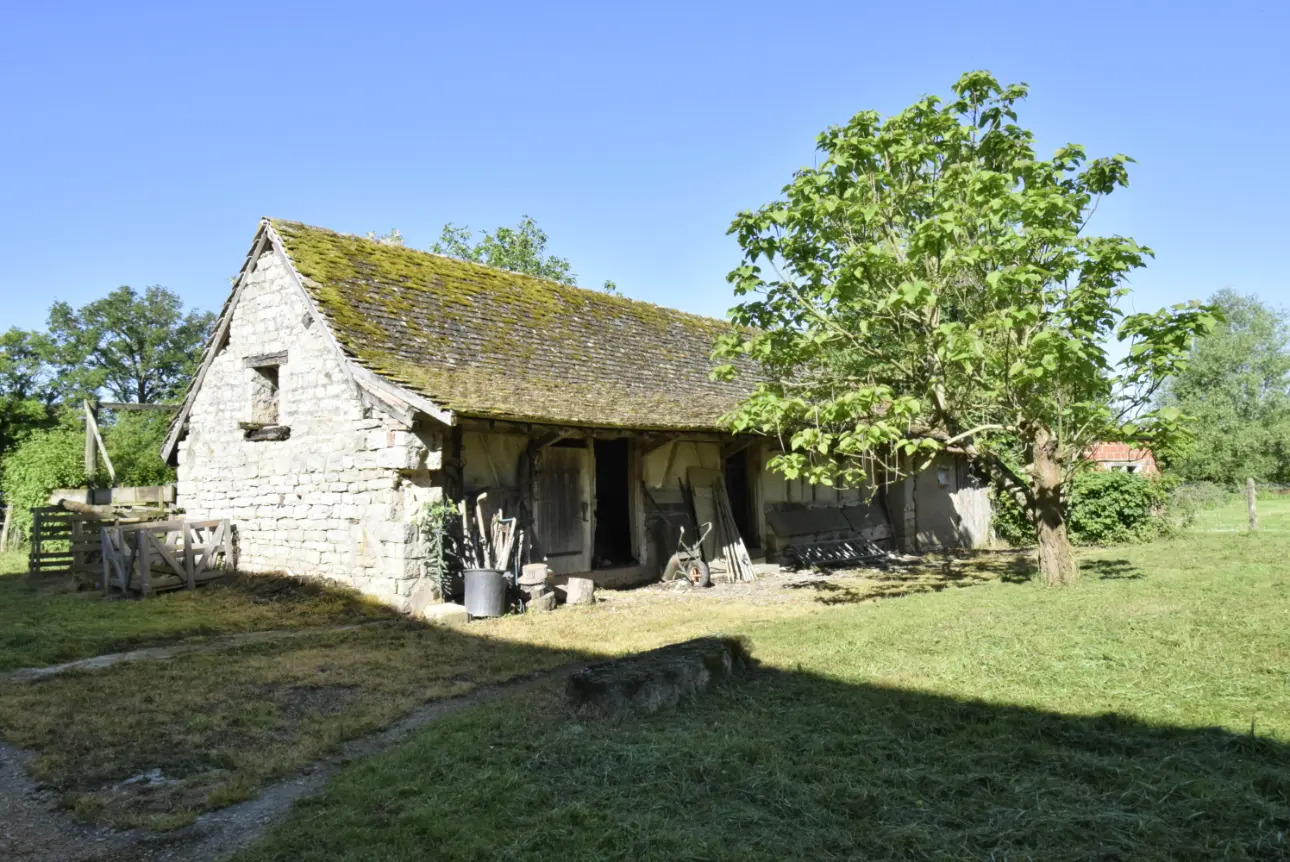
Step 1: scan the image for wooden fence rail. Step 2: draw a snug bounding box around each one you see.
[27,505,165,583]
[101,519,233,596]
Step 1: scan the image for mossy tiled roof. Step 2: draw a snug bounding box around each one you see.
[270,220,760,430]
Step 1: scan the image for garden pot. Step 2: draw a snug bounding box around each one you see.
[463,568,507,617]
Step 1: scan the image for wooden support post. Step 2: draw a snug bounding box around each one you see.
[1247,478,1259,532]
[84,400,97,478]
[183,524,196,589]
[117,527,129,592]
[101,528,110,594]
[139,531,151,596]
[221,521,234,570]
[0,506,10,554]
[83,400,115,484]
[29,512,40,573]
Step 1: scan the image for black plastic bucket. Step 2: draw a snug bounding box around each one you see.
[463,568,507,617]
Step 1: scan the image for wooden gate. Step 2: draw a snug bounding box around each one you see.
[28,504,166,584]
[28,506,79,574]
[101,519,233,596]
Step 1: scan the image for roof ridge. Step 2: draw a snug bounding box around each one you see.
[264,217,734,328]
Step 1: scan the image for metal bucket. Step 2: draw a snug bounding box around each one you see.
[463,568,507,617]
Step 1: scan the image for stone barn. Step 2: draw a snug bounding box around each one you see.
[164,219,991,613]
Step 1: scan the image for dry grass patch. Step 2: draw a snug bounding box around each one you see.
[0,560,400,672]
[0,622,575,830]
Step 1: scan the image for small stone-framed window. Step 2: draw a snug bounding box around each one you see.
[240,351,289,441]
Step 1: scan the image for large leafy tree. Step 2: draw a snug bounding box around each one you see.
[1160,290,1290,483]
[47,285,215,404]
[715,71,1215,585]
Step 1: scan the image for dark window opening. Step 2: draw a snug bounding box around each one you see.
[593,439,634,566]
[251,365,280,425]
[724,449,758,548]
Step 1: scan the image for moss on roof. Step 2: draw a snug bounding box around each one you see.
[269,219,759,430]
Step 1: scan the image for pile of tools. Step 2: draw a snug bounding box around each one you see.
[460,491,523,572]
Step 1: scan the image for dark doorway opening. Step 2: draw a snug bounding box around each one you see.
[724,449,758,549]
[593,439,634,566]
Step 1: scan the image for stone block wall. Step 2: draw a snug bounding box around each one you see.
[176,248,445,612]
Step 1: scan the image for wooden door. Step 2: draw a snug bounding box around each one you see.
[535,446,593,574]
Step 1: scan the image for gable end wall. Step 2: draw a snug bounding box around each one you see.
[176,249,444,611]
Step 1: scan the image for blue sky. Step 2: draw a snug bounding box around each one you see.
[1,0,1286,331]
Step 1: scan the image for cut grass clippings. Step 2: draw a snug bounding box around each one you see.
[236,497,1290,861]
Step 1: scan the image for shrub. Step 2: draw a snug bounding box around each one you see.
[990,487,1034,547]
[1067,471,1170,544]
[991,470,1182,547]
[0,425,89,541]
[104,412,176,486]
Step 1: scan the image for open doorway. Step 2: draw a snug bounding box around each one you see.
[593,439,635,566]
[724,448,759,549]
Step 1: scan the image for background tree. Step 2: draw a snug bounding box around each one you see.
[0,327,57,472]
[715,71,1215,586]
[1159,290,1290,483]
[47,285,215,404]
[430,215,617,292]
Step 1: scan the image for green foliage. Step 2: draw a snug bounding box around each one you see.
[1160,290,1290,484]
[993,471,1205,546]
[714,70,1216,578]
[1168,480,1233,514]
[429,215,618,292]
[0,423,88,539]
[104,411,176,486]
[47,285,215,404]
[1067,472,1171,544]
[0,327,57,470]
[414,499,462,600]
[432,216,576,284]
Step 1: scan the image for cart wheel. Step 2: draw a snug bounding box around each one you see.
[686,559,711,588]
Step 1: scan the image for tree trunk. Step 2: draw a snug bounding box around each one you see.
[1032,428,1078,586]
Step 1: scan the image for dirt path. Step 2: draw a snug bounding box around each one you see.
[2,622,392,683]
[0,661,580,862]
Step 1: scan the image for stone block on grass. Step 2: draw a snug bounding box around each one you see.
[566,636,753,715]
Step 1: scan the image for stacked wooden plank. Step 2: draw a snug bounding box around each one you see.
[711,480,756,583]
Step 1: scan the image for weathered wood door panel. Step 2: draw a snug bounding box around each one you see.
[535,446,592,574]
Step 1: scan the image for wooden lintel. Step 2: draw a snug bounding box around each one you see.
[244,350,289,368]
[721,437,757,461]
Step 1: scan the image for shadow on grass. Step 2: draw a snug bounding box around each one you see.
[231,640,1290,862]
[784,549,1037,605]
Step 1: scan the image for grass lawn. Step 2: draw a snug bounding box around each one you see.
[236,497,1290,861]
[0,552,398,672]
